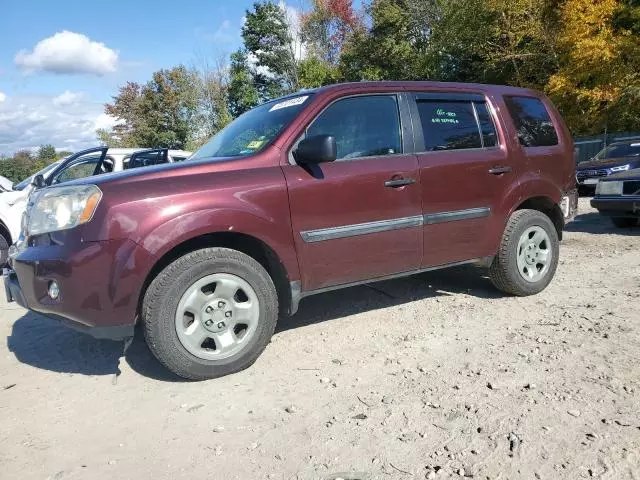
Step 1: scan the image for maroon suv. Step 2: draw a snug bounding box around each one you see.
[5,82,577,380]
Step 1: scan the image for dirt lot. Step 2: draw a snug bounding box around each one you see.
[1,198,639,480]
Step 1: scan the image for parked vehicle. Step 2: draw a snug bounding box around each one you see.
[0,148,191,266]
[591,170,640,228]
[4,82,577,380]
[576,141,640,194]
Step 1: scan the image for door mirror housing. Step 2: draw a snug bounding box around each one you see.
[31,174,46,189]
[293,135,337,165]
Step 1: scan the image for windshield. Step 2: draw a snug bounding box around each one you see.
[593,142,640,161]
[190,94,313,161]
[13,161,61,191]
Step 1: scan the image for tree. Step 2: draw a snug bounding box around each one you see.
[241,1,299,99]
[340,0,432,81]
[302,0,361,65]
[228,50,260,117]
[298,56,339,88]
[37,144,57,162]
[103,66,200,149]
[547,0,640,134]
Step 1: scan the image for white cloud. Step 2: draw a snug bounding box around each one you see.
[52,90,83,106]
[0,94,118,154]
[0,92,6,103]
[15,31,119,76]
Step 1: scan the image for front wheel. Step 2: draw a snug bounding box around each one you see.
[611,217,639,229]
[142,247,278,380]
[489,209,560,296]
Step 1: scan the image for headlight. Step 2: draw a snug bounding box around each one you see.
[610,164,630,172]
[26,185,102,236]
[596,180,623,196]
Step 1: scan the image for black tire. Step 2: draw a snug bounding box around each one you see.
[611,217,639,229]
[142,247,278,380]
[0,231,9,267]
[489,209,560,296]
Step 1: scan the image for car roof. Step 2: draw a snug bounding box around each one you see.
[271,81,543,103]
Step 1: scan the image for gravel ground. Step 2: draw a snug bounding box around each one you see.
[1,198,639,480]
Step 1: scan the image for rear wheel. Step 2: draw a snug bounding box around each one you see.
[490,209,560,296]
[611,217,639,228]
[0,231,9,267]
[142,247,278,380]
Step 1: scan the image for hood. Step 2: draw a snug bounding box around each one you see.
[577,156,639,170]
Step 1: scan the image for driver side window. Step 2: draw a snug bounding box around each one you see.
[52,155,101,184]
[306,95,402,161]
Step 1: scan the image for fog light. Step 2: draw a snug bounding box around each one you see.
[48,281,60,300]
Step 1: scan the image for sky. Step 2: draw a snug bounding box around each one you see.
[0,0,303,155]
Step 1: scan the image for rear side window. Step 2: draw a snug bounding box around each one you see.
[415,100,498,151]
[306,95,402,160]
[504,96,558,147]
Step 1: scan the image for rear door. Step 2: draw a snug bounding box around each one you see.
[409,92,518,266]
[283,93,422,291]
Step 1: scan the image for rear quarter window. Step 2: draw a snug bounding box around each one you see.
[504,96,558,147]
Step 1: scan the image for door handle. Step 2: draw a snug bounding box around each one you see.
[488,166,512,175]
[385,178,416,188]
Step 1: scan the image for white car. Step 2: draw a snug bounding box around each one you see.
[0,147,191,265]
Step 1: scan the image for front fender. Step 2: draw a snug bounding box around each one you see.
[137,208,300,281]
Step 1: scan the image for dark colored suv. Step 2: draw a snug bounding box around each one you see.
[576,140,640,193]
[4,82,577,380]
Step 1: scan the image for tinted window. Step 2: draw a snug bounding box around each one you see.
[416,101,481,151]
[126,151,168,169]
[505,96,558,147]
[474,102,498,148]
[306,95,402,160]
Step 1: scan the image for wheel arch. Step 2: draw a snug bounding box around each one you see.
[514,196,564,240]
[139,231,295,319]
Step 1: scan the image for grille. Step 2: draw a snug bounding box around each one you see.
[577,168,608,178]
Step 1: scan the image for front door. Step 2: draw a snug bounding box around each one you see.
[283,94,422,291]
[409,93,518,266]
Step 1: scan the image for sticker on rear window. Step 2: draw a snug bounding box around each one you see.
[431,108,459,124]
[269,96,309,112]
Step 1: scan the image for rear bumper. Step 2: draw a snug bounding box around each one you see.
[4,236,155,340]
[591,196,640,218]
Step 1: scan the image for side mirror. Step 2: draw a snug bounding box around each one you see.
[293,135,337,165]
[31,174,46,189]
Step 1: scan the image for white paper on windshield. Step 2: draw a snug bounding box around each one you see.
[269,96,309,112]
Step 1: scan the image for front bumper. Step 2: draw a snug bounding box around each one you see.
[591,196,640,218]
[4,234,155,340]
